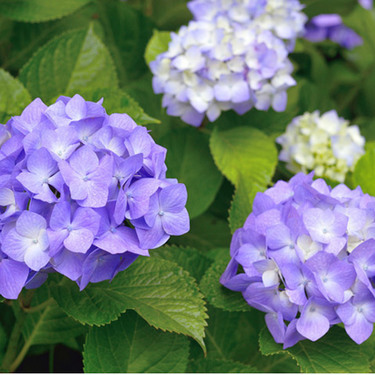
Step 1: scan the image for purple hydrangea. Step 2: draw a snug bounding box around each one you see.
[304,14,363,50]
[150,0,307,126]
[0,94,190,298]
[221,172,375,347]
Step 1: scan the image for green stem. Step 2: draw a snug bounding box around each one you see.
[1,290,34,371]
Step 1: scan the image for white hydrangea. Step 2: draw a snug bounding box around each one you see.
[276,110,365,182]
[150,0,307,126]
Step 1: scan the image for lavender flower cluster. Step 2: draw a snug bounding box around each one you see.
[0,95,189,299]
[221,172,375,347]
[150,0,307,126]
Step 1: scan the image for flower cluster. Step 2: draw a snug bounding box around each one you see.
[221,172,375,347]
[150,0,307,126]
[359,0,373,9]
[276,110,365,183]
[0,95,189,299]
[304,14,363,50]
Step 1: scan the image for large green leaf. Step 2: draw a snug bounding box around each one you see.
[0,324,6,363]
[83,311,189,373]
[209,127,277,190]
[259,326,371,373]
[187,358,257,373]
[200,259,252,313]
[301,0,357,17]
[160,128,223,219]
[19,25,118,102]
[353,146,375,196]
[152,246,212,282]
[97,0,154,84]
[82,88,160,126]
[0,0,92,22]
[0,68,31,123]
[13,286,86,347]
[51,257,207,349]
[145,30,171,65]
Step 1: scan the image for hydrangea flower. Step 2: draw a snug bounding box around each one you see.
[221,172,375,347]
[304,14,363,49]
[276,110,365,183]
[150,0,307,126]
[359,0,373,9]
[0,94,190,298]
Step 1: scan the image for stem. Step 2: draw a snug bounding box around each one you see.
[1,290,34,371]
[20,298,53,313]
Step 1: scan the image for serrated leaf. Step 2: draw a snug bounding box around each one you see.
[259,326,371,373]
[83,310,189,373]
[152,246,212,282]
[200,259,252,312]
[209,127,277,190]
[145,30,171,65]
[170,213,231,250]
[0,68,31,123]
[0,0,92,22]
[82,88,160,125]
[353,146,375,196]
[97,0,154,83]
[51,257,207,349]
[160,128,223,219]
[19,25,118,102]
[187,358,257,373]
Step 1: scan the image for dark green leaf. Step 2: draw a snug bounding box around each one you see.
[0,68,31,123]
[83,311,189,373]
[187,358,257,373]
[52,257,207,349]
[301,0,357,17]
[160,127,223,219]
[0,0,93,22]
[19,25,118,102]
[259,326,371,373]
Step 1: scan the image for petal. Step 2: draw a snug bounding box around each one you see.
[72,207,100,235]
[345,313,373,344]
[51,248,85,281]
[161,209,190,236]
[49,201,71,230]
[265,312,286,344]
[136,217,169,249]
[0,259,29,299]
[65,94,87,120]
[16,211,47,238]
[64,228,94,253]
[159,183,187,213]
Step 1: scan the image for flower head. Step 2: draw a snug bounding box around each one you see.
[276,110,365,182]
[0,94,190,298]
[222,173,375,346]
[150,0,307,126]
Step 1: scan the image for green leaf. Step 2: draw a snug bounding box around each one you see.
[170,213,231,251]
[97,0,154,84]
[187,358,257,373]
[301,0,357,17]
[152,246,212,282]
[209,127,277,190]
[0,324,6,363]
[14,286,87,347]
[83,310,189,373]
[0,68,31,123]
[145,30,171,65]
[52,257,207,349]
[229,177,258,234]
[0,0,92,22]
[259,326,371,373]
[353,146,375,196]
[19,25,118,102]
[81,88,160,126]
[200,259,252,313]
[160,128,223,219]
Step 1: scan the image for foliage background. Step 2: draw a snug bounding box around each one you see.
[1,0,375,372]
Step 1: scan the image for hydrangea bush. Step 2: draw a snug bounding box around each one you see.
[0,0,375,373]
[276,110,365,182]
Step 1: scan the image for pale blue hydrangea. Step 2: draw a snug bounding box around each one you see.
[150,0,307,126]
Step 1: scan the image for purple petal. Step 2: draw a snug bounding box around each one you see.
[64,228,94,253]
[0,258,29,299]
[159,183,187,213]
[265,312,286,344]
[161,208,190,236]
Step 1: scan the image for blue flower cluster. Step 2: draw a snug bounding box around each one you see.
[221,173,375,347]
[150,0,307,126]
[0,95,189,299]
